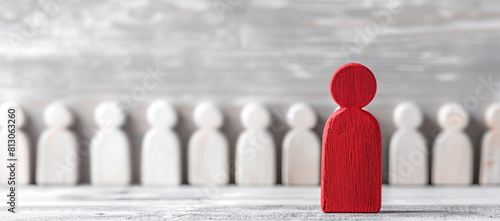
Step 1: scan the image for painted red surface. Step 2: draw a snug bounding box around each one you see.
[321,63,382,213]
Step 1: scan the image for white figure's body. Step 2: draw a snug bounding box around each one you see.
[236,103,276,185]
[282,103,320,185]
[432,103,473,185]
[480,103,500,185]
[142,100,181,185]
[91,102,131,186]
[389,102,428,185]
[0,102,30,185]
[188,102,229,185]
[37,103,79,185]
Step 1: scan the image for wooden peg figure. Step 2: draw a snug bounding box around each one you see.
[282,103,320,185]
[389,102,428,185]
[321,63,381,213]
[236,103,276,185]
[480,103,500,185]
[37,102,79,185]
[141,100,181,185]
[188,102,229,185]
[432,103,473,185]
[91,102,131,186]
[0,102,31,184]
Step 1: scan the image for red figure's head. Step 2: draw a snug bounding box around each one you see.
[330,63,377,109]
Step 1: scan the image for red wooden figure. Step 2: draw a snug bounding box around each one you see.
[321,63,382,213]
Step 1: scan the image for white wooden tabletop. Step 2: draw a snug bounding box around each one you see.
[1,185,500,220]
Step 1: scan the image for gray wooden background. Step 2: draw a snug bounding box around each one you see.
[0,0,499,184]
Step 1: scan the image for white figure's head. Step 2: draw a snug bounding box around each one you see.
[486,103,500,129]
[44,102,73,129]
[438,103,468,131]
[0,102,26,129]
[241,103,270,130]
[194,102,223,129]
[147,100,177,128]
[394,102,422,129]
[287,103,317,129]
[95,101,126,129]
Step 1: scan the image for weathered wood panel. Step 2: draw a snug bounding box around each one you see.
[0,0,498,184]
[1,186,500,220]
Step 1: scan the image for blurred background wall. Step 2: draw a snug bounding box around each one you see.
[0,0,499,184]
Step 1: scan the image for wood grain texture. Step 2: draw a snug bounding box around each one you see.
[90,102,132,186]
[141,100,181,185]
[432,103,473,185]
[480,103,500,185]
[36,102,78,185]
[389,102,428,185]
[0,0,498,184]
[321,63,381,213]
[282,103,320,185]
[236,103,276,185]
[4,186,500,220]
[188,102,229,185]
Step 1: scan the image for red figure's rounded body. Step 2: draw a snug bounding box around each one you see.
[321,63,382,213]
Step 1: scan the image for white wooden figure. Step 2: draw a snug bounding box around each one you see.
[91,101,131,186]
[0,102,30,185]
[37,102,79,185]
[141,100,181,185]
[282,103,320,185]
[480,103,500,185]
[389,102,428,185]
[188,102,229,185]
[235,103,276,185]
[432,103,473,185]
